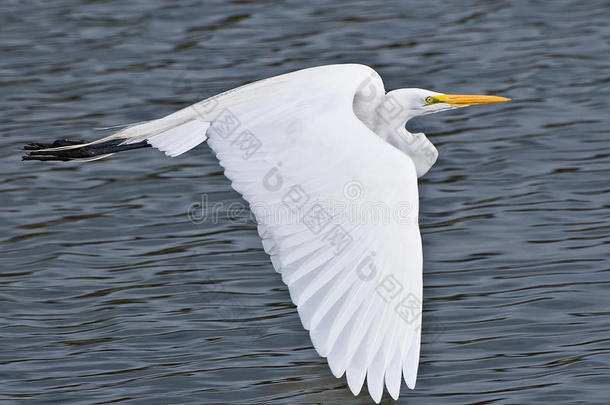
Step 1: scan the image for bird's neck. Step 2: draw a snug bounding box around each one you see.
[360,93,439,178]
[383,126,438,178]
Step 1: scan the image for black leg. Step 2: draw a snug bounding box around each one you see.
[22,139,151,161]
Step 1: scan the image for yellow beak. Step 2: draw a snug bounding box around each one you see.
[432,94,511,106]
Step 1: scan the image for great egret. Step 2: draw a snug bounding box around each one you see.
[23,64,510,402]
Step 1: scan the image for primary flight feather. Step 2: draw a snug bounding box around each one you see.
[23,64,509,402]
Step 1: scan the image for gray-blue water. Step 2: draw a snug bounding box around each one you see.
[2,1,609,403]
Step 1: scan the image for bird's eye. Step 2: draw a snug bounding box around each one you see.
[425,96,434,104]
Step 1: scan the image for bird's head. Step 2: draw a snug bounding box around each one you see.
[385,88,510,122]
[379,88,510,178]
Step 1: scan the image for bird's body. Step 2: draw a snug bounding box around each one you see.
[23,64,509,403]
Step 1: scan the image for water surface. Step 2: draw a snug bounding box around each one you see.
[1,1,609,403]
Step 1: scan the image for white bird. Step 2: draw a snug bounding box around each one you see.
[23,64,510,403]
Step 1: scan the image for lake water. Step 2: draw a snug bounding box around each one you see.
[2,0,609,403]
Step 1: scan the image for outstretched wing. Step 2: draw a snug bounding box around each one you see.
[199,65,423,402]
[24,64,424,402]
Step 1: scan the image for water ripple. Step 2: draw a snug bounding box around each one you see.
[2,0,610,403]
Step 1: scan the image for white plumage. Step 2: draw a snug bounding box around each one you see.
[25,63,510,402]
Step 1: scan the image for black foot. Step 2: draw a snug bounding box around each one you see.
[23,139,151,161]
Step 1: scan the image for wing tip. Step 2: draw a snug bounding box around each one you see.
[346,369,366,397]
[406,377,417,390]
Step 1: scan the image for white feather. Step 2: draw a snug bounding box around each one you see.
[147,119,209,157]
